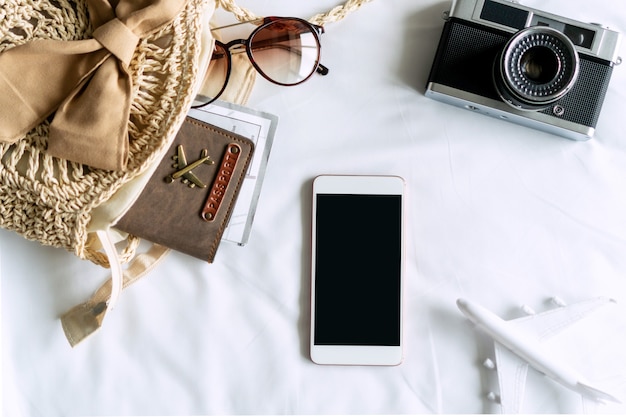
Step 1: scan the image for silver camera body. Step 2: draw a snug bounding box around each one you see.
[425,0,622,140]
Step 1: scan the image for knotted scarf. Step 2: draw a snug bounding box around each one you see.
[0,0,189,171]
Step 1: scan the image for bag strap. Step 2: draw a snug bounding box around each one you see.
[218,0,374,25]
[61,240,171,347]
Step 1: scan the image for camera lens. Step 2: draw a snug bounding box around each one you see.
[520,46,559,84]
[494,27,579,110]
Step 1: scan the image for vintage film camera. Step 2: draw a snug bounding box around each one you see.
[425,0,622,139]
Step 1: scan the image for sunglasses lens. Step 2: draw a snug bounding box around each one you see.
[193,43,229,107]
[249,19,321,86]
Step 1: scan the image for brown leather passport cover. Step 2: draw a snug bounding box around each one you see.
[114,116,254,262]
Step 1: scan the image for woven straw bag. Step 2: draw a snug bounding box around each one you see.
[0,0,221,345]
[0,0,213,264]
[0,0,372,346]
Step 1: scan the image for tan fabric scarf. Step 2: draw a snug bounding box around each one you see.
[0,0,189,171]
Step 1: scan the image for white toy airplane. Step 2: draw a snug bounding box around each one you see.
[457,297,622,413]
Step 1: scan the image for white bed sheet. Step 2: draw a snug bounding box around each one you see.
[3,0,626,414]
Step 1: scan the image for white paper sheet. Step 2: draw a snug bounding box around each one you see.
[188,102,278,246]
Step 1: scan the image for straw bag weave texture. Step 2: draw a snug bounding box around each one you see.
[0,0,209,267]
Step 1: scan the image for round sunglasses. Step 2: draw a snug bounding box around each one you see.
[192,16,329,107]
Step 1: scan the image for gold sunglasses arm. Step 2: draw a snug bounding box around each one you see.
[210,18,265,31]
[211,18,325,35]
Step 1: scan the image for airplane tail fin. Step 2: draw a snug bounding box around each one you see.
[200,149,214,165]
[577,382,622,404]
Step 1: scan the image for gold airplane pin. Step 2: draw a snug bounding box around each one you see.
[165,145,215,188]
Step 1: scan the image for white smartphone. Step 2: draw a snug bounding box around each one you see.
[310,175,405,366]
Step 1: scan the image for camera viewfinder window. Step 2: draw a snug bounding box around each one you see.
[564,25,595,49]
[480,0,528,30]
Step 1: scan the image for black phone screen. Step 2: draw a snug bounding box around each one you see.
[313,193,402,346]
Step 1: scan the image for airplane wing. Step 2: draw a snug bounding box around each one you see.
[508,296,614,342]
[182,171,206,188]
[177,145,188,168]
[494,341,529,413]
[493,297,615,412]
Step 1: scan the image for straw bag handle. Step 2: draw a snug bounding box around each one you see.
[218,0,374,25]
